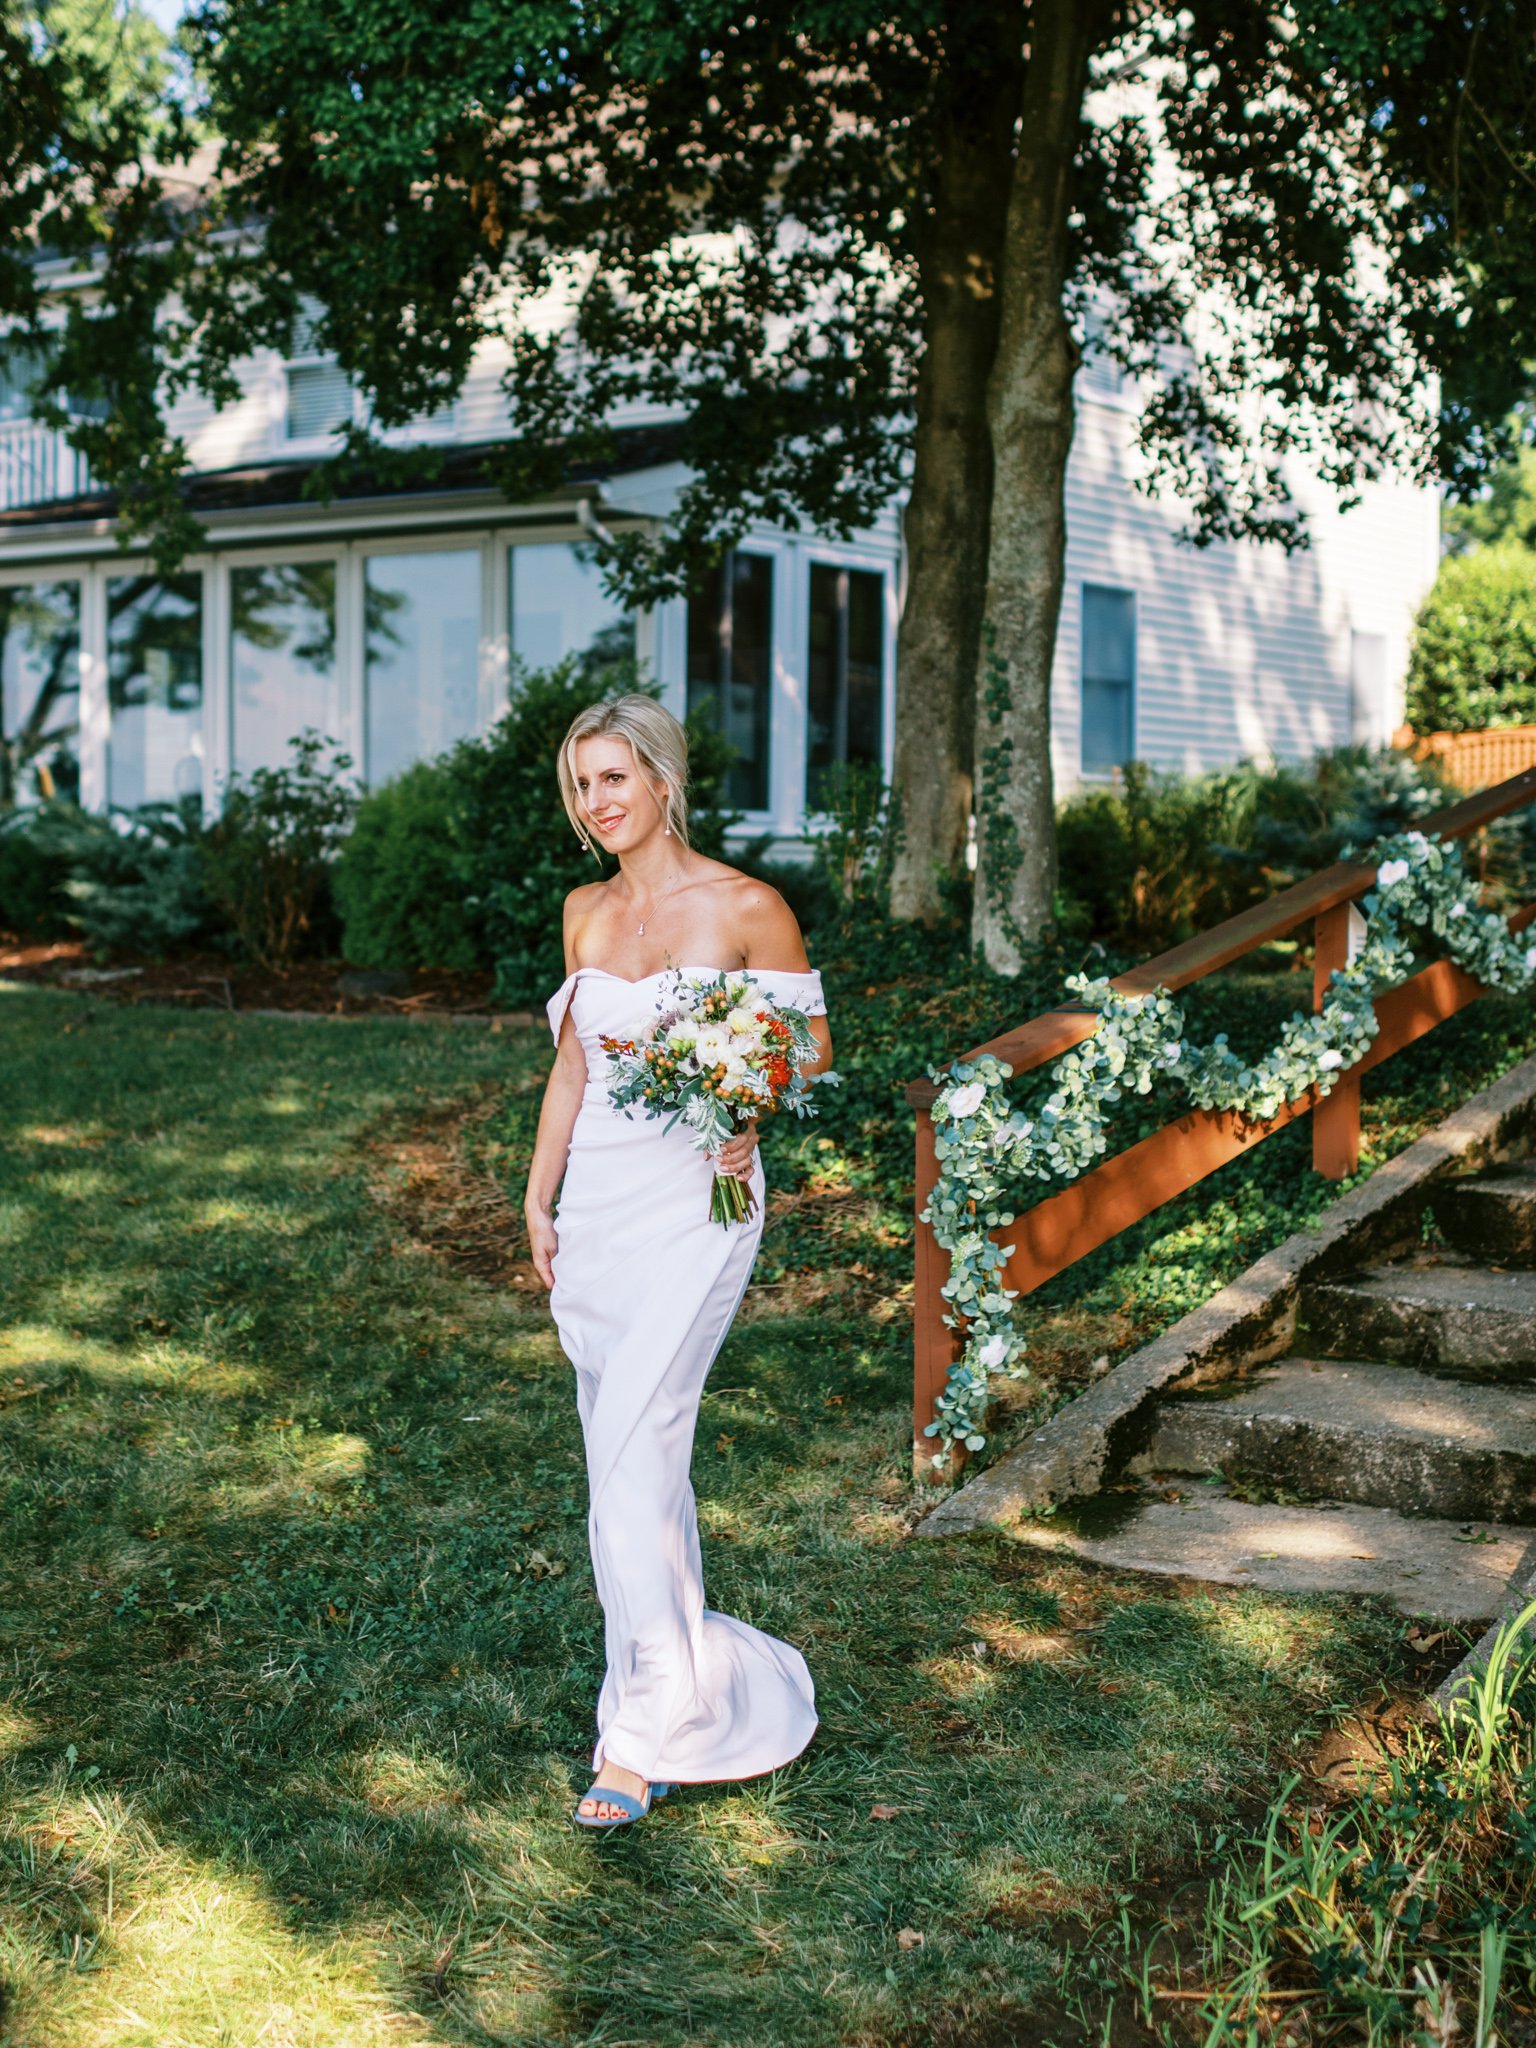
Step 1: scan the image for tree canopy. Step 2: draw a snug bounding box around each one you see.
[12,1,1536,960]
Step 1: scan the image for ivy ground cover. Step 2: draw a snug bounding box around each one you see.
[0,982,1442,2048]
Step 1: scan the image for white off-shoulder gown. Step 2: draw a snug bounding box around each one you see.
[544,964,822,1786]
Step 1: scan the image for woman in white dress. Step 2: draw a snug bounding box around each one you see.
[524,695,833,1828]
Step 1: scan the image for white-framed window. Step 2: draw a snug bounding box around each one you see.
[686,549,775,813]
[509,541,634,678]
[229,557,343,778]
[362,545,482,785]
[6,516,903,831]
[0,577,81,803]
[282,302,457,446]
[105,569,206,807]
[805,559,886,810]
[1080,583,1136,775]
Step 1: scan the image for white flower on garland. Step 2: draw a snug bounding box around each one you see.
[919,825,1536,1469]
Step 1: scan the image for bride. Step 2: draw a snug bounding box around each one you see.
[524,693,834,1828]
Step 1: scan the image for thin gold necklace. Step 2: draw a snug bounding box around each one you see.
[634,867,683,937]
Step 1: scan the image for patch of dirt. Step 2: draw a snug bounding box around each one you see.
[0,936,517,1019]
[367,1095,540,1292]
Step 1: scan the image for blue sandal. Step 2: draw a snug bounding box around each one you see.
[572,1780,673,1829]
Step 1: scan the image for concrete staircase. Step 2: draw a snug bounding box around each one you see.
[1013,1163,1536,1620]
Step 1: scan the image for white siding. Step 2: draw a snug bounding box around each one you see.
[1053,390,1440,791]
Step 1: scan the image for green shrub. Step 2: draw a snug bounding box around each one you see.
[202,733,357,972]
[1055,744,1465,953]
[35,797,220,958]
[0,805,75,937]
[1406,541,1536,732]
[334,660,739,1000]
[333,753,480,973]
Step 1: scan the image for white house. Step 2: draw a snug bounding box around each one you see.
[0,272,1440,839]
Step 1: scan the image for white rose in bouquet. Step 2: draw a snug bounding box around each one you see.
[693,1025,733,1068]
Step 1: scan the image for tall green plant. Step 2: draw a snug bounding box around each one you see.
[201,732,356,972]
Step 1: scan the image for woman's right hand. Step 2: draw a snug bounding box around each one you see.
[526,1205,558,1290]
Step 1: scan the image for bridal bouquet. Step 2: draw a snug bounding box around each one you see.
[599,968,836,1226]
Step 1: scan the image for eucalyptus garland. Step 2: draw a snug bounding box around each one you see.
[921,828,1536,1468]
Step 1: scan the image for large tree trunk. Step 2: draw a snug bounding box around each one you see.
[888,46,1020,925]
[970,0,1101,970]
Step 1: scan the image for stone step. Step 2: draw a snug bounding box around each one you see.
[1434,1162,1536,1267]
[1136,1357,1536,1520]
[1009,1487,1532,1622]
[1298,1263,1536,1380]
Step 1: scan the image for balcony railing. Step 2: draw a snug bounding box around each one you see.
[0,419,99,513]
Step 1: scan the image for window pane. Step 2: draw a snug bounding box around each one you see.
[845,568,884,772]
[230,562,340,779]
[806,563,840,806]
[509,543,633,678]
[0,343,50,424]
[686,563,724,748]
[806,563,884,810]
[686,550,773,811]
[1351,629,1388,745]
[286,361,353,439]
[1081,585,1135,775]
[1081,679,1133,774]
[1082,585,1135,685]
[727,552,772,810]
[0,580,80,803]
[364,549,481,786]
[107,573,204,807]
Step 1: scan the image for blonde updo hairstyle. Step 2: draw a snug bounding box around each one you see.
[558,693,691,856]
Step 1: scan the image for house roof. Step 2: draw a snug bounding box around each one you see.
[0,421,690,535]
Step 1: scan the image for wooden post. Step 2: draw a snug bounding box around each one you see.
[1312,900,1363,1179]
[912,1106,961,1482]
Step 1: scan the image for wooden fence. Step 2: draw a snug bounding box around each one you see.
[904,766,1536,1481]
[1395,721,1536,792]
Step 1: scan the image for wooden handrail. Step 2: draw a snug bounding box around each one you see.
[907,761,1536,1478]
[905,763,1536,1110]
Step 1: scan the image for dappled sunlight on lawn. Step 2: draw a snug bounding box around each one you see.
[349,1744,471,1818]
[0,1784,406,2047]
[0,990,1432,2047]
[0,1705,40,1760]
[0,1323,263,1398]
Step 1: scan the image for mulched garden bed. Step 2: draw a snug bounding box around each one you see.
[0,934,532,1020]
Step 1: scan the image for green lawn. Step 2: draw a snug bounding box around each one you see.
[0,986,1429,2047]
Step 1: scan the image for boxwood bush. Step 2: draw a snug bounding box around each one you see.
[1406,541,1536,732]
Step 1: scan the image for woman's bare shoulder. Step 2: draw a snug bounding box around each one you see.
[563,878,609,914]
[723,872,811,968]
